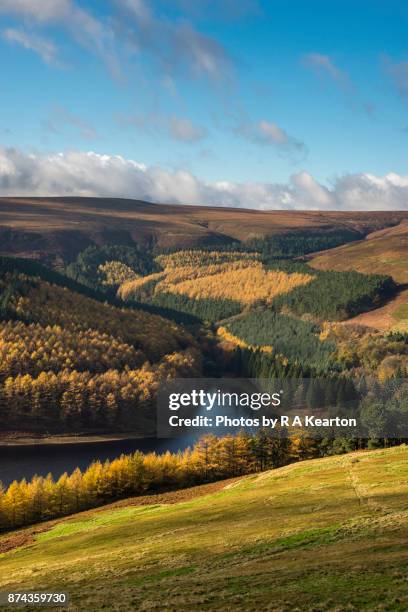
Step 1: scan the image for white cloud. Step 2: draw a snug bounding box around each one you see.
[291,171,334,207]
[169,116,207,142]
[247,120,296,145]
[114,0,233,81]
[0,0,120,78]
[303,53,341,80]
[302,53,351,91]
[0,147,407,211]
[0,0,233,83]
[0,0,71,22]
[44,106,98,141]
[234,118,307,162]
[2,28,59,65]
[257,121,290,145]
[332,173,408,210]
[118,112,207,143]
[383,57,408,97]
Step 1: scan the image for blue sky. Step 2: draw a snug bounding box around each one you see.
[0,0,408,209]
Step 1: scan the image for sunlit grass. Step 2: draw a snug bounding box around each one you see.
[1,446,408,610]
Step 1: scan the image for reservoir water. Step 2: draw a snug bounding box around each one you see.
[0,381,272,486]
[0,436,197,487]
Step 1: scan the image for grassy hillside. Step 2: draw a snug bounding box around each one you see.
[1,446,408,610]
[343,287,408,332]
[1,197,408,263]
[310,220,408,284]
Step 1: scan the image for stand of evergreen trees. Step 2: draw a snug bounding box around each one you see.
[175,230,363,259]
[226,311,337,371]
[245,229,363,259]
[271,270,396,321]
[65,245,160,293]
[150,293,242,323]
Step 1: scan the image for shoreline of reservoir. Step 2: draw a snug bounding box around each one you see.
[0,433,146,448]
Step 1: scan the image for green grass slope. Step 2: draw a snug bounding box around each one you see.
[1,446,408,610]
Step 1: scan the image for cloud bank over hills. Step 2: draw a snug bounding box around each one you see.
[0,146,407,211]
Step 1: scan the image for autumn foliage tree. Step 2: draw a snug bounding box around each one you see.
[0,272,201,433]
[0,430,295,532]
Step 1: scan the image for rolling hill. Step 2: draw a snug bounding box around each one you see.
[1,197,408,264]
[309,220,408,331]
[343,288,408,332]
[1,446,408,610]
[310,219,408,284]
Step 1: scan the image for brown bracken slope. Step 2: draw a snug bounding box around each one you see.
[310,219,408,284]
[1,196,408,263]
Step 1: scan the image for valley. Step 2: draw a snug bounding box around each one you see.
[0,200,406,444]
[0,199,407,605]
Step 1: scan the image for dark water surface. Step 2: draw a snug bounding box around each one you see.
[0,381,260,486]
[0,437,196,486]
